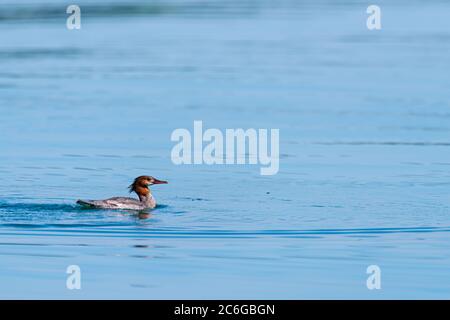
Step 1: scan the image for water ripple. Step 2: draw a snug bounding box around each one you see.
[0,225,448,239]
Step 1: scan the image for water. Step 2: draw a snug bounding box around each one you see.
[1,0,450,299]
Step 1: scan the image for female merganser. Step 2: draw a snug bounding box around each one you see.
[76,175,168,210]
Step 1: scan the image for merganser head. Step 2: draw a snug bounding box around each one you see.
[128,175,168,197]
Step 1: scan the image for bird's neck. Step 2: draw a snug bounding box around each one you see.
[138,192,151,202]
[136,189,156,207]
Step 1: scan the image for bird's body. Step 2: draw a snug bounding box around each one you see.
[77,196,155,210]
[76,176,167,210]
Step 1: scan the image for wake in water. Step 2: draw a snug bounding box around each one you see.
[0,200,171,225]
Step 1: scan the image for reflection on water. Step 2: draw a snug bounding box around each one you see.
[1,0,450,299]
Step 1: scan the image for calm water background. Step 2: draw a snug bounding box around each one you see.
[1,0,450,299]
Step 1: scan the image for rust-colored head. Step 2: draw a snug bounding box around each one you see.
[128,175,168,196]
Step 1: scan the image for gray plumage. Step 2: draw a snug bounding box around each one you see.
[77,196,155,210]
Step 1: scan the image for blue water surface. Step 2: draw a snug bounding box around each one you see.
[1,0,450,299]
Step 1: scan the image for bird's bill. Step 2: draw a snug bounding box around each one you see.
[152,178,168,185]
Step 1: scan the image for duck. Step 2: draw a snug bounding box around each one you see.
[76,175,168,210]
